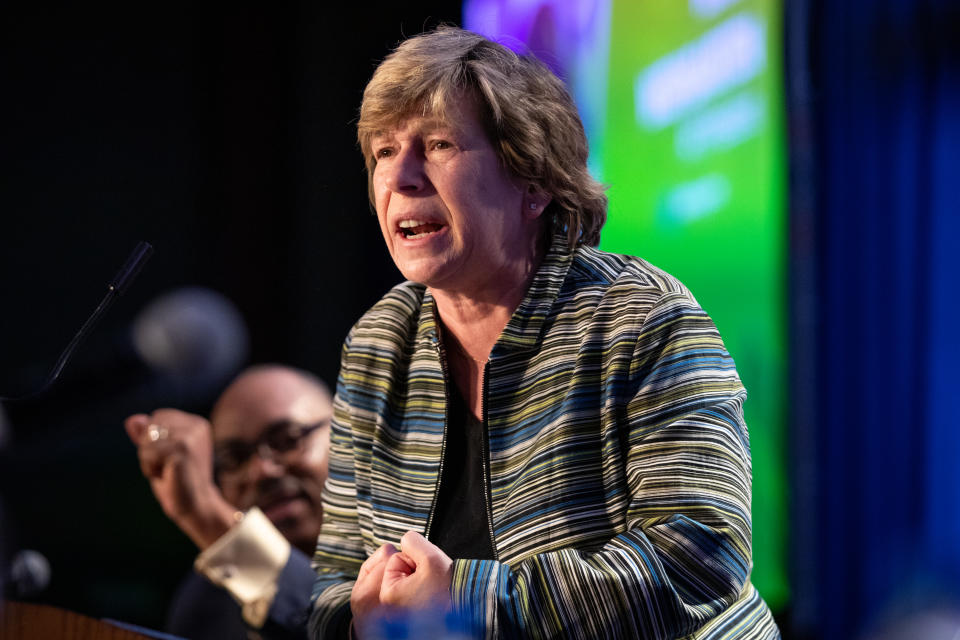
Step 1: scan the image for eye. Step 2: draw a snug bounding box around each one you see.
[375,146,394,159]
[214,441,252,474]
[429,139,453,152]
[272,432,301,453]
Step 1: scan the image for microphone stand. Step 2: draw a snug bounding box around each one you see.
[0,241,154,403]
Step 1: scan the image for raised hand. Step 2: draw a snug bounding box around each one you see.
[124,409,237,549]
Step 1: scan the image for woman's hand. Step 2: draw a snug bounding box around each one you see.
[350,532,453,638]
[380,531,453,610]
[351,543,399,635]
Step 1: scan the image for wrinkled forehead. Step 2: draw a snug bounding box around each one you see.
[360,87,486,141]
[364,93,489,151]
[366,101,447,141]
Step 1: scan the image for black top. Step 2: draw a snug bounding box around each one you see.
[428,382,496,561]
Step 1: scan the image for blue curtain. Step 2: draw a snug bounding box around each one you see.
[793,1,960,637]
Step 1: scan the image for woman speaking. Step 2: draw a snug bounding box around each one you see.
[310,26,779,640]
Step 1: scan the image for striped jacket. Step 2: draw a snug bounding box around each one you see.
[310,232,779,639]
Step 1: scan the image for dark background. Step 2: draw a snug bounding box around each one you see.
[0,3,460,629]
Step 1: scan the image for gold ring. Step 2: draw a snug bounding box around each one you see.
[147,424,169,442]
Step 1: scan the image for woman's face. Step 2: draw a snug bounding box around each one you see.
[370,99,546,294]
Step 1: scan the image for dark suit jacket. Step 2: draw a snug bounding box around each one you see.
[167,547,314,640]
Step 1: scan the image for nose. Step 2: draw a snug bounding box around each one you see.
[383,145,427,193]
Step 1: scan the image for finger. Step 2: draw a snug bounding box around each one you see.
[398,530,435,561]
[380,553,414,604]
[380,552,421,606]
[373,543,399,568]
[399,530,452,575]
[383,551,416,580]
[358,544,396,579]
[146,409,214,447]
[353,544,399,618]
[372,543,399,564]
[368,544,399,580]
[382,531,453,609]
[138,438,182,479]
[124,414,151,443]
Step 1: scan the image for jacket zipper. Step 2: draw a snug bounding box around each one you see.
[423,339,450,540]
[480,362,499,561]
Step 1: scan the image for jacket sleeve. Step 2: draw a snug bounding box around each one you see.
[309,330,368,639]
[450,292,756,639]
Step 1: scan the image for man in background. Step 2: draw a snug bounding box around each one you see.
[125,365,331,640]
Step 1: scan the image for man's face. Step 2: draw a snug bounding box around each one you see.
[212,370,331,555]
[370,98,544,292]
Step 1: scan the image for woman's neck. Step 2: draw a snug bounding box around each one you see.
[430,231,547,362]
[430,226,548,420]
[432,285,528,422]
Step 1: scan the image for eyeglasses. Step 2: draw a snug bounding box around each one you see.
[214,419,327,475]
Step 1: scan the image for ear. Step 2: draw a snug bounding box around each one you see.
[523,185,552,220]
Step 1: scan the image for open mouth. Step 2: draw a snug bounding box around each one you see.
[398,219,445,239]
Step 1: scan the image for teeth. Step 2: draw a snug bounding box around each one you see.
[398,219,444,239]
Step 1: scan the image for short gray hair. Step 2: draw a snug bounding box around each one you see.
[358,26,607,248]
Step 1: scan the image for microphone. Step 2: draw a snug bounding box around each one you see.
[110,241,154,296]
[3,550,51,598]
[0,241,154,402]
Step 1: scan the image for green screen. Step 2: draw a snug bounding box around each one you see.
[599,1,787,608]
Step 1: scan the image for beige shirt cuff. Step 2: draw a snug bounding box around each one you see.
[194,507,291,628]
